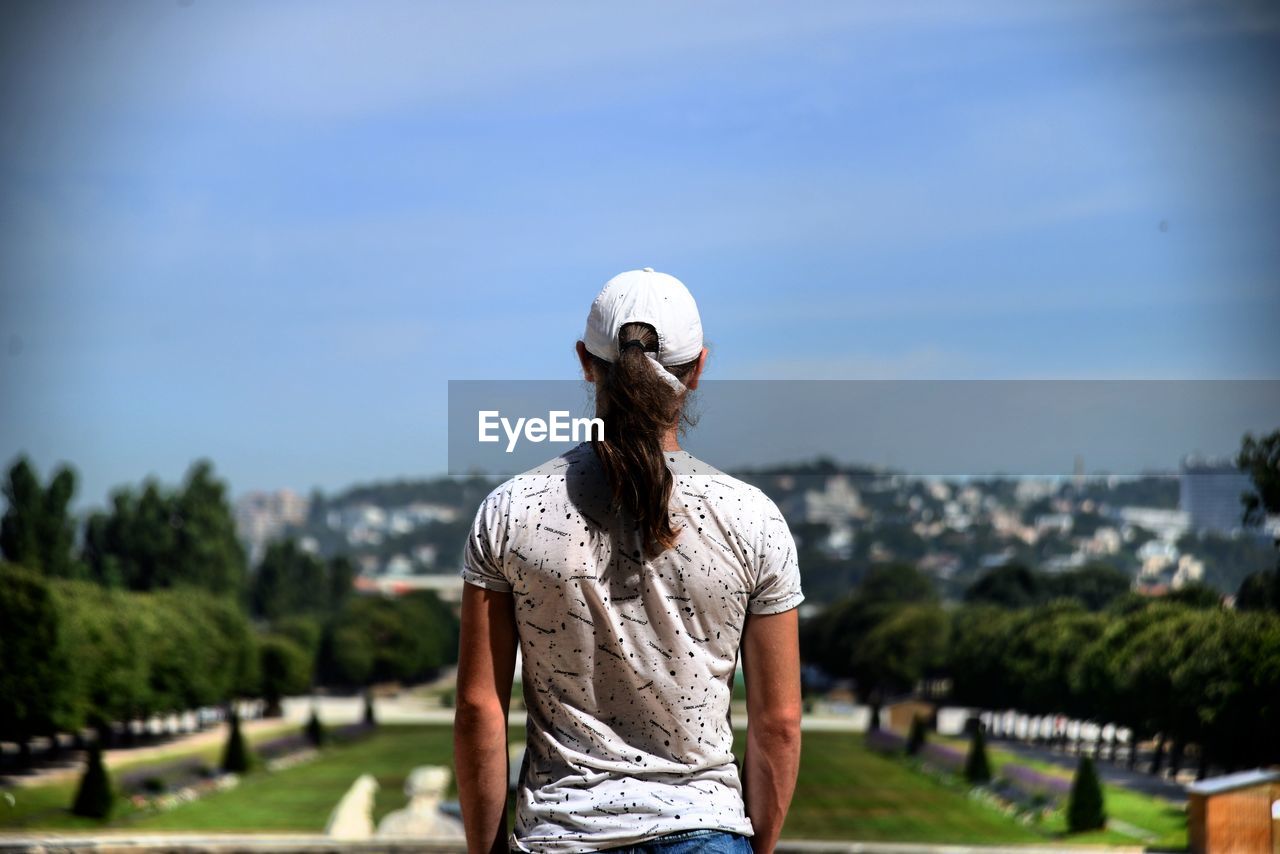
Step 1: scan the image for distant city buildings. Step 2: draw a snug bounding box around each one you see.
[233,488,310,567]
[353,571,465,602]
[325,502,458,548]
[1112,506,1189,542]
[794,474,864,526]
[1179,457,1256,535]
[229,447,1272,603]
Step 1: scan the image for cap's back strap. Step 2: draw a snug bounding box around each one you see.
[620,339,650,354]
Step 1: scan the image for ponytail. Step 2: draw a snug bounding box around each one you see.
[590,322,698,558]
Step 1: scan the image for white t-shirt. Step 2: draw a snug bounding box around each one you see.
[460,443,804,853]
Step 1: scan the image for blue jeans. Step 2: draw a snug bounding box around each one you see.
[608,828,753,853]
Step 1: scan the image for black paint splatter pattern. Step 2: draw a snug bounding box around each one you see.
[461,443,804,852]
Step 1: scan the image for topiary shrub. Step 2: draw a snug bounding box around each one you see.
[906,714,927,756]
[964,725,992,784]
[220,707,254,774]
[1067,755,1107,832]
[71,739,114,819]
[304,708,326,747]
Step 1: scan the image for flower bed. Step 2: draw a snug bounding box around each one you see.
[919,741,966,774]
[999,762,1071,804]
[127,772,239,813]
[864,729,907,754]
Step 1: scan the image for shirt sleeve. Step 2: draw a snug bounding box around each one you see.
[460,484,514,592]
[747,493,805,615]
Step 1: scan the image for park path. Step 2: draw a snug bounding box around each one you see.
[275,694,873,732]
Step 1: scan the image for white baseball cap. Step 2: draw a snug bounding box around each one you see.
[583,267,704,366]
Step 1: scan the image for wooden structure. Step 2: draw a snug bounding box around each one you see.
[883,698,935,735]
[1187,768,1280,854]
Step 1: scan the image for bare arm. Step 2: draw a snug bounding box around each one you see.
[454,582,518,854]
[740,607,802,854]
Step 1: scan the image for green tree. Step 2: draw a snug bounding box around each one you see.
[273,614,323,654]
[71,739,114,819]
[220,708,253,773]
[1236,570,1280,613]
[807,563,936,680]
[83,481,178,591]
[1165,583,1221,609]
[906,714,927,755]
[1110,606,1214,774]
[964,725,991,784]
[1045,563,1131,611]
[1001,601,1105,717]
[259,635,312,717]
[81,462,246,595]
[0,564,69,745]
[251,539,330,621]
[851,603,949,709]
[318,590,459,688]
[171,461,248,597]
[50,581,151,736]
[199,593,261,699]
[947,605,1025,709]
[137,593,211,712]
[1236,429,1280,613]
[1066,755,1106,832]
[328,555,356,613]
[318,619,375,687]
[1193,610,1280,769]
[964,563,1043,609]
[1071,601,1183,765]
[1237,429,1280,529]
[859,562,939,606]
[41,581,261,744]
[1,457,82,579]
[304,708,326,747]
[141,590,255,712]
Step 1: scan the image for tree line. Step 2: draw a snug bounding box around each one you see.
[0,456,459,752]
[804,561,1280,774]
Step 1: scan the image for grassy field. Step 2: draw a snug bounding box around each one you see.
[778,731,1042,843]
[2,723,1182,847]
[137,727,459,832]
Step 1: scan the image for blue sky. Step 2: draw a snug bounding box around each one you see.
[1,1,1278,508]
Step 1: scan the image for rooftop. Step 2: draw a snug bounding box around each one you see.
[1186,768,1280,796]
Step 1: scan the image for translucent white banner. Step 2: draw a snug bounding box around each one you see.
[447,380,1280,477]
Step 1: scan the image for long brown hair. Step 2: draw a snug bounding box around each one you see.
[589,322,699,558]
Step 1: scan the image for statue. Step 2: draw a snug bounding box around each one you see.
[324,773,379,839]
[377,765,466,839]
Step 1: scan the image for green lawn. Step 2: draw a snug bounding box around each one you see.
[934,734,1187,849]
[772,731,1042,844]
[2,724,1180,847]
[138,727,459,831]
